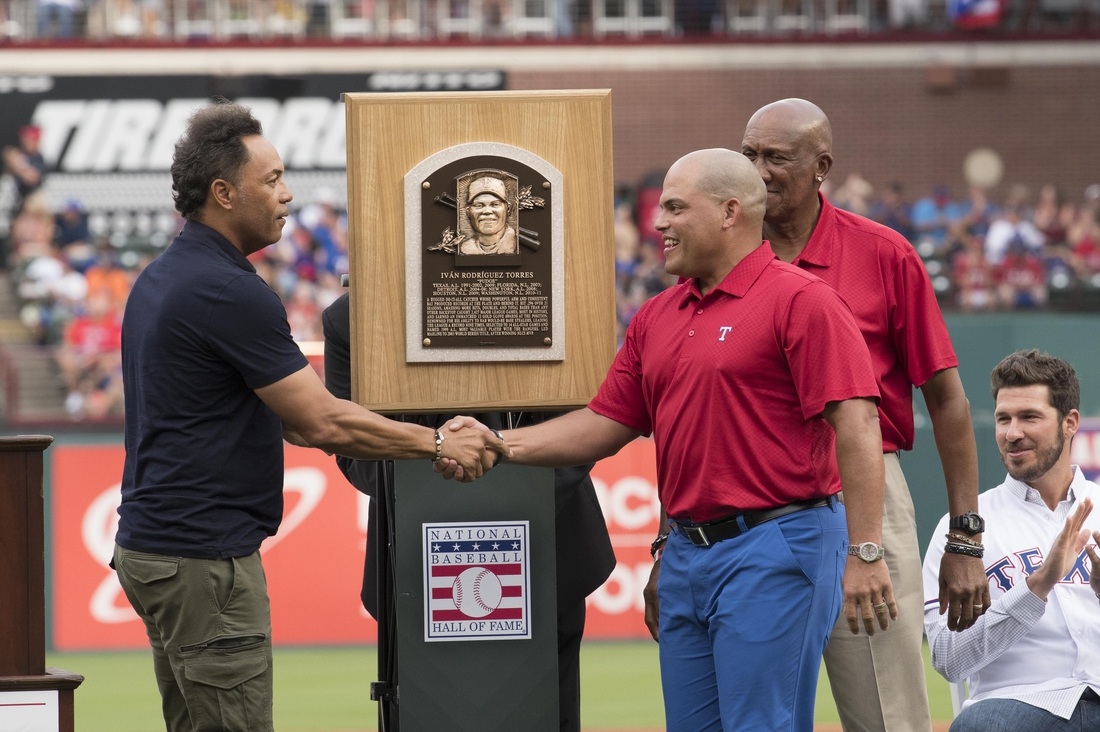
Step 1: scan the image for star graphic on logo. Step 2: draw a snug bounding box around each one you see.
[512,542,520,549]
[432,544,440,552]
[453,543,461,551]
[472,543,480,550]
[491,542,500,550]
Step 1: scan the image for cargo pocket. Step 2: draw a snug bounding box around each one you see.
[122,556,179,584]
[181,638,271,732]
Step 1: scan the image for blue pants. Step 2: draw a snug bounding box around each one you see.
[950,691,1100,732]
[658,502,848,732]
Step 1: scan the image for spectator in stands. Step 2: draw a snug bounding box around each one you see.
[676,0,720,33]
[952,234,996,311]
[1084,184,1100,218]
[889,0,927,27]
[1068,207,1100,284]
[286,280,321,342]
[8,191,55,265]
[959,186,997,237]
[305,0,329,36]
[309,197,346,275]
[3,125,46,209]
[831,173,874,218]
[54,199,89,247]
[1032,185,1065,245]
[614,201,640,282]
[315,271,343,311]
[19,249,86,345]
[997,242,1048,309]
[289,224,319,283]
[871,182,913,241]
[985,205,1045,265]
[84,252,132,314]
[1005,183,1032,215]
[912,185,963,249]
[36,0,79,36]
[56,291,124,418]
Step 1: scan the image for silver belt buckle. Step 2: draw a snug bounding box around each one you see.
[684,525,710,547]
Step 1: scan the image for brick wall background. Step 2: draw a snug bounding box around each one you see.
[511,65,1100,203]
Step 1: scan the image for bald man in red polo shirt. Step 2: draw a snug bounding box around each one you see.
[733,99,989,732]
[443,148,895,731]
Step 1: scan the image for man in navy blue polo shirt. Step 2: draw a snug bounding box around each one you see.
[114,101,506,732]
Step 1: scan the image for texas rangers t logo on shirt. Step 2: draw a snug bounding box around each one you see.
[423,520,531,642]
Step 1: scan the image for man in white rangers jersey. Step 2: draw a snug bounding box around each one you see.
[923,349,1100,731]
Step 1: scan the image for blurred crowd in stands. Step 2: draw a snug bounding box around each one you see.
[2,0,1098,42]
[4,120,1100,420]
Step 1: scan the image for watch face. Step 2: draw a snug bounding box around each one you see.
[966,515,980,532]
[859,543,880,562]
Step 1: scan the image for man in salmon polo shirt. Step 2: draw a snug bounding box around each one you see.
[439,148,895,731]
[731,98,989,732]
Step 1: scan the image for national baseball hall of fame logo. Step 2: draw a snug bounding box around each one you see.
[423,521,531,642]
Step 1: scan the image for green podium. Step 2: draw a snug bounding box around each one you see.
[391,462,558,732]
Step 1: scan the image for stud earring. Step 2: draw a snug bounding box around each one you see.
[816,176,824,182]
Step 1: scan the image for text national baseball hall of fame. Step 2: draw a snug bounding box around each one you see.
[423,521,532,642]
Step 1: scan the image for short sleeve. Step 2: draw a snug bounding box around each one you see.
[782,280,880,420]
[206,274,309,389]
[891,246,958,388]
[588,312,653,435]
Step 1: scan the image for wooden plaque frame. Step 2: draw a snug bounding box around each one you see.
[344,90,616,413]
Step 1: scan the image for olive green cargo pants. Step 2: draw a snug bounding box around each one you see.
[114,545,274,732]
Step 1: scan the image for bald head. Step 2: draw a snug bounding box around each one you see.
[668,148,767,227]
[745,99,832,157]
[741,99,834,227]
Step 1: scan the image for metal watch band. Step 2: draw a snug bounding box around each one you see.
[847,541,885,562]
[490,429,505,466]
[650,532,670,559]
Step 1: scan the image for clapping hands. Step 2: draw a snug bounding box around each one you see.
[434,416,511,482]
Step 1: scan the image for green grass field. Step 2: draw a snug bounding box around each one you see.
[48,641,952,731]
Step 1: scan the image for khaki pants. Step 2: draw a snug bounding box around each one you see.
[114,545,274,732]
[822,453,932,732]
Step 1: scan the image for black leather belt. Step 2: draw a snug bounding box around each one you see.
[672,496,833,547]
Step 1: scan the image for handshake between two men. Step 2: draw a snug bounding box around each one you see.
[430,415,514,482]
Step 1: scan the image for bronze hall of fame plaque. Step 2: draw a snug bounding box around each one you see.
[405,143,565,363]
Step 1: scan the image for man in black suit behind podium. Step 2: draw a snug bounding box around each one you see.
[321,292,617,732]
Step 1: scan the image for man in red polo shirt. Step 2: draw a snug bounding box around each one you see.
[733,98,989,732]
[444,148,894,731]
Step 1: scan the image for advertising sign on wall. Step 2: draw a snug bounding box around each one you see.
[51,444,378,650]
[49,438,660,650]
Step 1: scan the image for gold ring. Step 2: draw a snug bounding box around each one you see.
[973,604,984,611]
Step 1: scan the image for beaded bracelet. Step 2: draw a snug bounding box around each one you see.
[945,542,984,559]
[433,429,444,462]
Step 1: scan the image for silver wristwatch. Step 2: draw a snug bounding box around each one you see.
[848,542,885,562]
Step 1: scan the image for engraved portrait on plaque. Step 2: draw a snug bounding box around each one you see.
[458,172,520,256]
[405,143,564,364]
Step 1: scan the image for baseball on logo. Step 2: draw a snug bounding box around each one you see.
[452,567,503,618]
